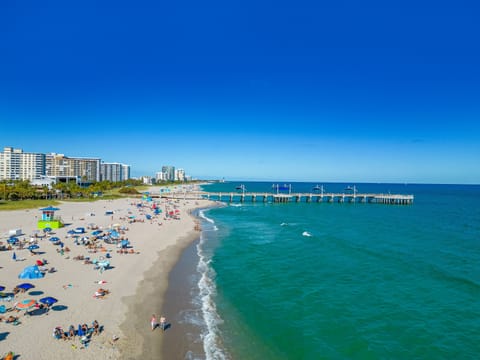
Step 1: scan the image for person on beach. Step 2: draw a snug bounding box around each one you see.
[151,314,158,331]
[160,315,166,331]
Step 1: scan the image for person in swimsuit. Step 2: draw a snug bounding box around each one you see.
[151,314,158,331]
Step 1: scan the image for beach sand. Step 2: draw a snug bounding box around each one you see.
[0,190,213,359]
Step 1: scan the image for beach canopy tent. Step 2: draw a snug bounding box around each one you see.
[18,265,45,279]
[39,296,58,306]
[16,283,35,290]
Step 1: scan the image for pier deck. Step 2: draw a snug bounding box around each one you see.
[162,192,414,205]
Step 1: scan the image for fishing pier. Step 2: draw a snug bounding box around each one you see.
[200,192,414,205]
[162,191,414,205]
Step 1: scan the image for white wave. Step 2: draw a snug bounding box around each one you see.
[302,231,312,237]
[196,235,229,360]
[199,210,215,224]
[280,222,288,226]
[229,203,242,207]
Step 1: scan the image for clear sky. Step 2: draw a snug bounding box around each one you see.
[1,0,479,184]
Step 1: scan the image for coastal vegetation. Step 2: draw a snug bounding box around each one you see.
[0,179,199,211]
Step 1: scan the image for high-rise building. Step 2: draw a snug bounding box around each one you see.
[100,162,131,182]
[122,164,131,180]
[161,165,175,181]
[0,147,46,181]
[101,162,122,182]
[46,153,101,182]
[175,168,185,182]
[155,171,166,182]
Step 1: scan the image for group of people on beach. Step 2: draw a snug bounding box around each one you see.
[53,320,101,345]
[150,314,167,331]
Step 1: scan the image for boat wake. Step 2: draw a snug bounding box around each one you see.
[302,231,312,237]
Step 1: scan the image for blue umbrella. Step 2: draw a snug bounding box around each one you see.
[43,227,52,233]
[28,244,40,251]
[49,237,60,242]
[67,230,76,234]
[0,286,5,291]
[7,237,18,244]
[16,283,35,290]
[39,296,58,306]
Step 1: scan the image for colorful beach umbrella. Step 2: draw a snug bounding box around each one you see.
[16,283,35,290]
[16,299,37,310]
[39,296,58,306]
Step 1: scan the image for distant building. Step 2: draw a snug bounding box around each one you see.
[46,153,101,182]
[175,168,185,182]
[0,147,46,181]
[155,171,166,182]
[122,164,131,180]
[141,176,152,185]
[100,162,131,182]
[161,165,175,181]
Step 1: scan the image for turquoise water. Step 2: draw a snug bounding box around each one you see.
[195,182,480,359]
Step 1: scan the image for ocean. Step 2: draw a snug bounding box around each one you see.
[181,182,480,359]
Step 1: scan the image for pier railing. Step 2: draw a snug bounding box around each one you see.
[161,191,414,205]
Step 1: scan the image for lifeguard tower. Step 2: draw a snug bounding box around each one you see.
[38,206,64,230]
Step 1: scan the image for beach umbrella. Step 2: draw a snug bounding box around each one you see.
[7,237,18,244]
[28,244,40,251]
[91,230,102,236]
[49,236,60,242]
[67,230,76,234]
[0,286,5,292]
[16,283,35,290]
[39,296,58,306]
[16,299,37,310]
[43,227,52,233]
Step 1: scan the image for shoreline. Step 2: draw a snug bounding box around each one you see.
[119,229,201,359]
[0,189,214,360]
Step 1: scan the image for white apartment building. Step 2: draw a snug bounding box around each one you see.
[0,147,46,181]
[175,168,186,182]
[100,162,131,182]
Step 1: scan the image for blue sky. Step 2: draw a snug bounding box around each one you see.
[1,0,479,184]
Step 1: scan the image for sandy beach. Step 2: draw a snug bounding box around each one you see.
[0,188,213,359]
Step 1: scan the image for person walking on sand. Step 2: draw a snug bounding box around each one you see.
[160,315,166,331]
[151,314,158,331]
